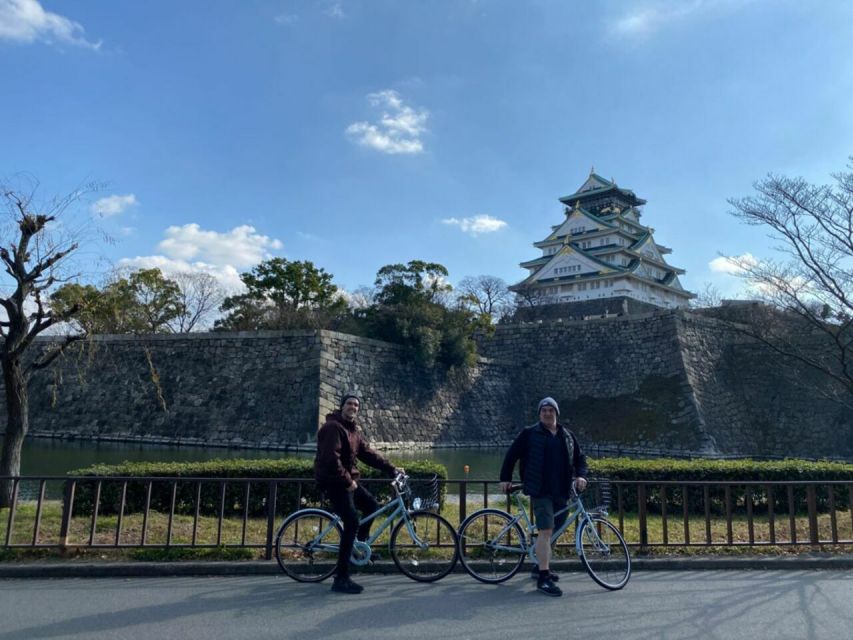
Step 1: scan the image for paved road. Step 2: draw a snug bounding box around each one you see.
[1,570,852,640]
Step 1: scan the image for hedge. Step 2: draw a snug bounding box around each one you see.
[587,458,853,515]
[68,458,447,518]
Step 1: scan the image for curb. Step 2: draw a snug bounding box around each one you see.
[3,555,853,578]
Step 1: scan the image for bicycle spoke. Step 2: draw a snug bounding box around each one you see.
[275,510,341,582]
[458,509,526,584]
[390,511,458,582]
[578,516,631,590]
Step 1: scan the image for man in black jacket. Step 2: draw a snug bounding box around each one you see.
[500,397,588,597]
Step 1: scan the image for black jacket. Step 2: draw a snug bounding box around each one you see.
[499,422,588,498]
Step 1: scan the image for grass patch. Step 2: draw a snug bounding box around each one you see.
[3,498,853,562]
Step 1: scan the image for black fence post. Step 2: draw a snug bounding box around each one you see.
[265,481,278,561]
[638,483,648,549]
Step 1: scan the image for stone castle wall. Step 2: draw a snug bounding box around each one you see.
[2,310,852,459]
[13,332,322,449]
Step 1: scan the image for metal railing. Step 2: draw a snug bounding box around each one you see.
[2,476,853,556]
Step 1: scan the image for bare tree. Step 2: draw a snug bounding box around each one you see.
[510,283,549,312]
[338,285,373,311]
[0,183,90,506]
[726,157,853,399]
[168,271,225,332]
[690,282,723,309]
[457,275,513,321]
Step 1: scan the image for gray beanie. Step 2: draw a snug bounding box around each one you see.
[538,396,560,416]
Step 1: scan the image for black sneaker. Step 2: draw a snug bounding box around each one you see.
[531,567,559,582]
[331,577,364,594]
[536,577,563,597]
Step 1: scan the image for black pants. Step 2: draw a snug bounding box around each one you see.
[325,484,380,579]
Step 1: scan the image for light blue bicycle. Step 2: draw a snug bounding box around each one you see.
[275,473,458,583]
[457,482,631,589]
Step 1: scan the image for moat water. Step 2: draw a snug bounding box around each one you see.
[9,437,508,481]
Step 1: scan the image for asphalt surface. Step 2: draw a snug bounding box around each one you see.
[1,570,853,640]
[3,553,853,577]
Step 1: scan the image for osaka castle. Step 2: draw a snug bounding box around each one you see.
[509,171,694,309]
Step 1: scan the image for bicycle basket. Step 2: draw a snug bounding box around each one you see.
[588,477,612,514]
[407,475,441,512]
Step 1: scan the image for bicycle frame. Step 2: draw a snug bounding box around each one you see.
[491,491,602,562]
[300,479,428,565]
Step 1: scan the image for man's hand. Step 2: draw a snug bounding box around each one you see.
[347,481,357,492]
[574,477,588,492]
[500,482,513,493]
[395,467,406,476]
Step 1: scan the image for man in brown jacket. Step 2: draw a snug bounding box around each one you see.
[314,394,400,594]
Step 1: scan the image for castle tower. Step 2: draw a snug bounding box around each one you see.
[510,171,694,309]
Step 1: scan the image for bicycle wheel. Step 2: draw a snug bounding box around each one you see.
[275,509,342,582]
[457,509,526,584]
[577,516,631,590]
[390,510,459,582]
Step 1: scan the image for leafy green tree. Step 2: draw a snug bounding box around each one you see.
[374,260,452,306]
[49,283,114,334]
[365,260,477,368]
[116,268,184,333]
[50,268,184,335]
[215,258,347,331]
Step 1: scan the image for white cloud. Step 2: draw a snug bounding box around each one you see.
[0,0,100,49]
[346,90,429,155]
[156,223,283,269]
[119,223,284,293]
[91,194,138,217]
[442,215,508,236]
[324,2,345,19]
[609,0,748,38]
[708,252,758,275]
[118,255,245,293]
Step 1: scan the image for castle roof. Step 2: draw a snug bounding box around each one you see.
[558,173,647,208]
[512,171,694,305]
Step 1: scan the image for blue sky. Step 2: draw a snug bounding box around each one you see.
[2,0,852,298]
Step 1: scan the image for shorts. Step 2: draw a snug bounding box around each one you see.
[531,496,568,531]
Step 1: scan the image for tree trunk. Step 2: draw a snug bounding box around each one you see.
[0,357,28,508]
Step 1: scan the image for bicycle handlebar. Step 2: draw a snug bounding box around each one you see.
[504,481,587,496]
[391,471,409,494]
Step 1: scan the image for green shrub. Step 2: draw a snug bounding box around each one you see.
[68,457,447,518]
[587,458,853,515]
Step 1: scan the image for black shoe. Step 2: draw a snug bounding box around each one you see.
[331,577,364,594]
[531,567,559,582]
[536,577,563,597]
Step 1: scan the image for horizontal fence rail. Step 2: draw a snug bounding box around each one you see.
[2,476,853,557]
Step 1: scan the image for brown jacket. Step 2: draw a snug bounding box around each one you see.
[314,411,396,491]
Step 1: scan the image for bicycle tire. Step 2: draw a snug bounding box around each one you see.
[275,508,342,583]
[577,515,631,590]
[457,508,526,584]
[390,510,459,582]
